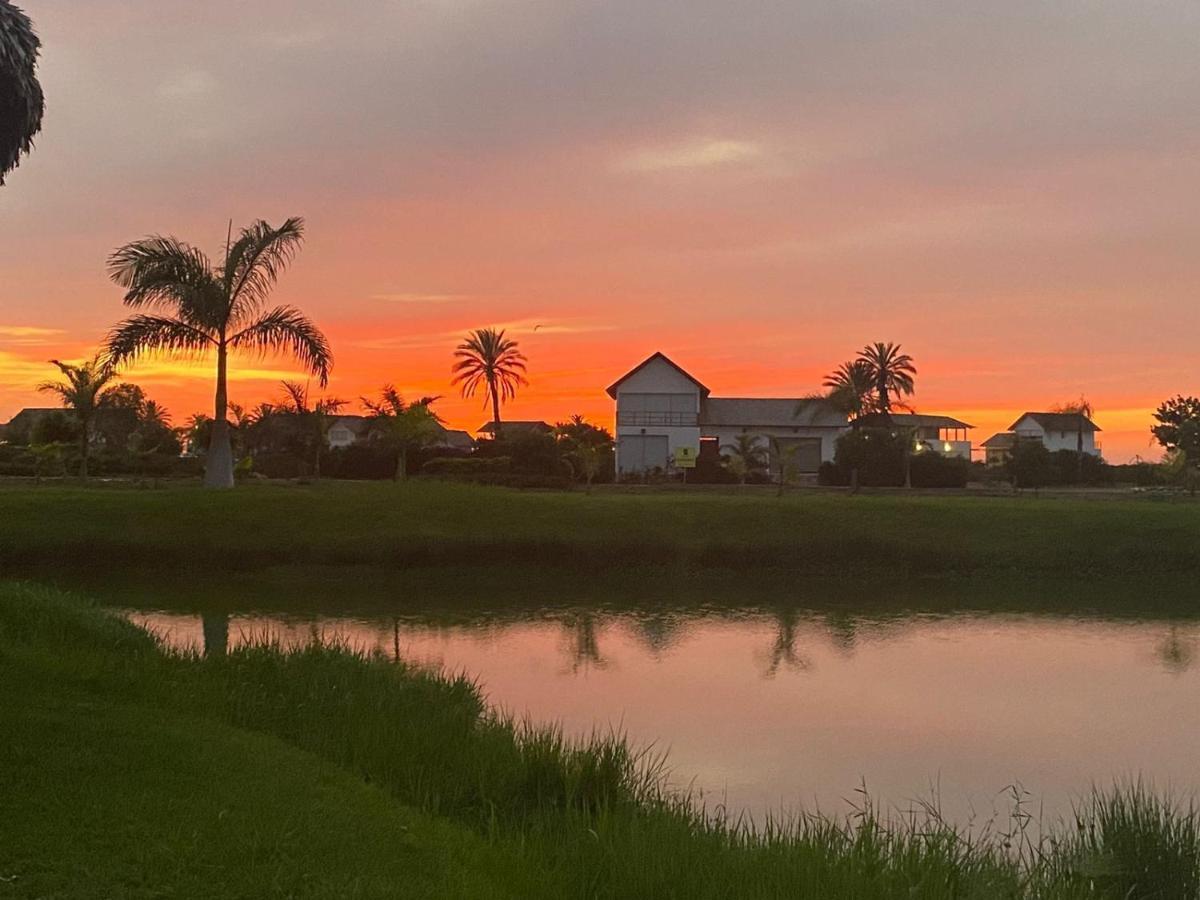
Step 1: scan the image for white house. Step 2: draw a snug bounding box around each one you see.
[607,353,849,477]
[982,411,1101,464]
[326,415,474,452]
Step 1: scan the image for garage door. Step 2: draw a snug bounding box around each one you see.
[618,434,670,474]
[770,437,823,475]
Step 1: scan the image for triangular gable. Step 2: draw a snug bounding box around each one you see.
[606,352,710,399]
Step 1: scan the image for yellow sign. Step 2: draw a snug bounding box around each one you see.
[673,446,698,469]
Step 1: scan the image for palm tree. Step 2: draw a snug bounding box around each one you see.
[0,2,44,185]
[1052,396,1094,481]
[722,431,768,484]
[451,328,527,439]
[822,360,876,417]
[363,387,443,480]
[37,356,119,479]
[856,342,916,415]
[277,381,345,479]
[104,217,332,489]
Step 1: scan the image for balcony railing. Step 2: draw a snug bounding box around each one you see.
[617,411,698,427]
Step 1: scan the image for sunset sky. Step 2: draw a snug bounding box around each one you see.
[2,1,1198,461]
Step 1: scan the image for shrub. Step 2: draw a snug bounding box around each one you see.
[909,452,970,488]
[830,428,906,486]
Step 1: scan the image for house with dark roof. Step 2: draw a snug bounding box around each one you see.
[476,420,552,438]
[0,407,65,445]
[326,415,474,453]
[608,352,977,477]
[854,413,974,459]
[981,412,1102,466]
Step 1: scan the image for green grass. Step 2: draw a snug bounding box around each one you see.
[4,582,1199,899]
[1,479,1199,577]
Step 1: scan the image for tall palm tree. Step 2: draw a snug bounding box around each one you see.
[451,327,527,439]
[0,2,44,185]
[822,359,876,417]
[37,356,118,479]
[363,387,443,480]
[856,342,916,415]
[104,217,332,489]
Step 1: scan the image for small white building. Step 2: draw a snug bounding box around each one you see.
[982,412,1101,464]
[607,353,848,477]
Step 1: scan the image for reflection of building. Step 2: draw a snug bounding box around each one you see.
[608,352,973,476]
[982,412,1102,466]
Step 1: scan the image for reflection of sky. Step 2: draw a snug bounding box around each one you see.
[4,2,1200,460]
[128,608,1200,824]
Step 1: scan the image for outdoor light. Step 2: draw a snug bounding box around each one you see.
[943,441,953,452]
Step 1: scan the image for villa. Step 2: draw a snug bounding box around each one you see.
[607,352,975,477]
[982,412,1102,465]
[326,415,474,452]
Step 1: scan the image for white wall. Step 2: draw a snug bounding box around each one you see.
[613,357,703,473]
[1013,417,1098,455]
[701,426,844,465]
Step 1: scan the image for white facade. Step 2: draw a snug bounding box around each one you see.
[1011,414,1100,456]
[609,354,704,475]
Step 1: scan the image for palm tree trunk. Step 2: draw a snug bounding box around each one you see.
[490,378,501,440]
[205,342,235,489]
[78,419,89,480]
[395,447,407,481]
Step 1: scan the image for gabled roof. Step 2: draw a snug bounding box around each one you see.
[701,397,846,428]
[435,428,475,450]
[1009,412,1100,433]
[982,432,1017,449]
[606,352,710,399]
[854,413,974,430]
[329,415,370,435]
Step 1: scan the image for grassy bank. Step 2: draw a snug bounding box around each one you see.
[4,582,1198,899]
[2,480,1199,577]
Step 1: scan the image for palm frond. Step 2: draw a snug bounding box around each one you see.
[0,2,44,185]
[229,305,332,386]
[224,217,305,318]
[107,237,222,324]
[104,315,215,368]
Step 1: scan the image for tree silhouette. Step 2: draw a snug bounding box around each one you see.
[856,342,916,415]
[0,2,44,185]
[105,218,332,488]
[37,357,119,479]
[823,359,876,417]
[452,328,527,439]
[363,387,443,480]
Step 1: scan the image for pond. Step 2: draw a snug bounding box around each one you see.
[89,569,1200,827]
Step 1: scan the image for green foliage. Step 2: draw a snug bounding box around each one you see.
[554,415,615,486]
[29,410,78,445]
[830,428,906,486]
[452,327,528,431]
[908,452,970,488]
[1152,396,1200,463]
[6,584,1200,899]
[363,387,443,480]
[1008,439,1054,489]
[722,432,769,484]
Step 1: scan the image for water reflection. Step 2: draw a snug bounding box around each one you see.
[123,599,1200,825]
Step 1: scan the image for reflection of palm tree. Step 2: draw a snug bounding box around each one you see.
[201,612,229,658]
[1157,627,1196,674]
[631,611,683,656]
[0,2,44,185]
[760,607,811,678]
[824,612,859,655]
[562,611,608,673]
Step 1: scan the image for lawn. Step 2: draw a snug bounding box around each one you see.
[1,479,1198,577]
[2,582,1198,899]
